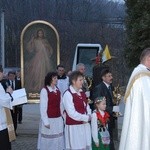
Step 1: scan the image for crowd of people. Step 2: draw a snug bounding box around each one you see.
[1,48,150,150]
[37,63,117,150]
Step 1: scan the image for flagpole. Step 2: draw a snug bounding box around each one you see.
[1,9,5,68]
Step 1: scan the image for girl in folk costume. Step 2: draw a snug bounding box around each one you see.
[91,97,110,150]
[63,71,92,150]
[37,72,65,150]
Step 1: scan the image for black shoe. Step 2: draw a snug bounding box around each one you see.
[18,121,22,124]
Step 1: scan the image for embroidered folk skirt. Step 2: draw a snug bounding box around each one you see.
[65,123,91,150]
[92,133,110,150]
[37,117,65,150]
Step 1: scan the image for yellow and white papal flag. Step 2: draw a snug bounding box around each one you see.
[102,45,111,63]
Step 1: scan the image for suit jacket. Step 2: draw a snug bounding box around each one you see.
[92,81,114,115]
[2,79,21,91]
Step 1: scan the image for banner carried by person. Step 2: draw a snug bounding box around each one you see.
[102,45,111,63]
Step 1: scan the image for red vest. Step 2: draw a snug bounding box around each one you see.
[66,89,88,125]
[45,87,61,118]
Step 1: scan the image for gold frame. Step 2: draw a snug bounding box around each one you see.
[21,20,60,103]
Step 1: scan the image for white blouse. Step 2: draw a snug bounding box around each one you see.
[91,110,105,144]
[63,85,91,122]
[40,86,63,126]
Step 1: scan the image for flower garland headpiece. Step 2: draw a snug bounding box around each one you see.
[94,96,106,104]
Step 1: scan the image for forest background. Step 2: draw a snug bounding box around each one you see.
[0,0,127,85]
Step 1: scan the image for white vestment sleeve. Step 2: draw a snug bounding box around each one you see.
[40,88,49,126]
[86,104,92,115]
[91,113,99,143]
[60,95,65,117]
[63,91,89,122]
[0,84,11,108]
[60,96,66,123]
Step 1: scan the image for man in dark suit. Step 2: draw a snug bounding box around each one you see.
[16,70,23,124]
[2,71,21,135]
[92,69,115,150]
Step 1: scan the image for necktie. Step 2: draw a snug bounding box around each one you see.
[108,85,113,98]
[11,81,14,90]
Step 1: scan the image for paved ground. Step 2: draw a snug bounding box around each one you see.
[11,104,40,150]
[11,100,125,150]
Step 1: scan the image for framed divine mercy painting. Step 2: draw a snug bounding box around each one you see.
[20,20,60,102]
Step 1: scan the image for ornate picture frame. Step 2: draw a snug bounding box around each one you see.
[21,20,60,103]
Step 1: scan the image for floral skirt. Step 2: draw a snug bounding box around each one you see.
[92,132,110,150]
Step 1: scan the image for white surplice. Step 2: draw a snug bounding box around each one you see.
[37,86,65,150]
[119,64,150,150]
[0,83,12,131]
[63,86,92,150]
[57,76,69,96]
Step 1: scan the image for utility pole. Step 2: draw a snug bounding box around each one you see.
[1,9,5,68]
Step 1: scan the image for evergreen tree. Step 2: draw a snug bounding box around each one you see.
[125,0,150,68]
